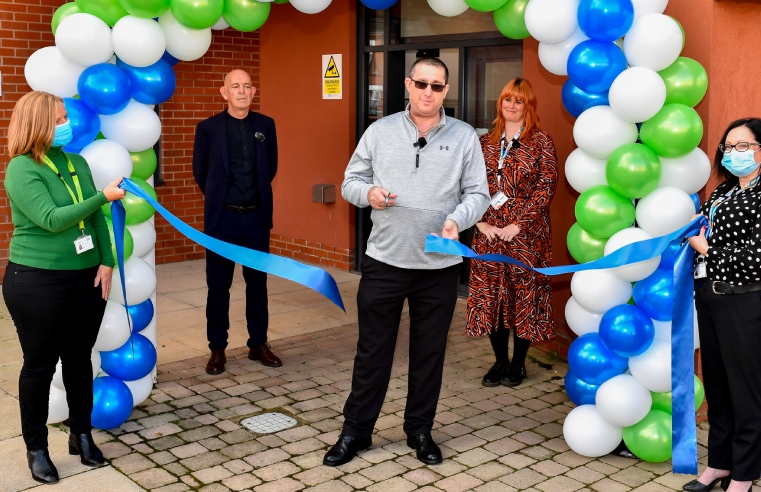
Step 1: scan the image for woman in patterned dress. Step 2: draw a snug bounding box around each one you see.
[467,77,558,387]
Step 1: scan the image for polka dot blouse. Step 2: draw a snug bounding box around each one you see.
[699,180,761,285]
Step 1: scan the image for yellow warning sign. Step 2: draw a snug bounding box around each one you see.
[322,54,342,100]
[324,56,340,78]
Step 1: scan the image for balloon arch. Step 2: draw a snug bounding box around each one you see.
[28,0,708,463]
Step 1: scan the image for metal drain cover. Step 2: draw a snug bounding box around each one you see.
[240,413,298,434]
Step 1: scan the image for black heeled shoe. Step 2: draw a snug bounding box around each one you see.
[482,361,508,387]
[27,449,59,484]
[502,363,527,387]
[69,433,106,467]
[682,475,730,491]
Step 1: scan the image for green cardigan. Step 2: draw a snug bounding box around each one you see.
[5,147,114,270]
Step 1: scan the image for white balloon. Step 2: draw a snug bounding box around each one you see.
[47,385,69,425]
[158,11,212,61]
[141,248,157,267]
[94,300,133,352]
[565,148,607,194]
[427,0,469,17]
[92,350,102,379]
[596,375,653,427]
[24,46,85,98]
[565,296,603,336]
[109,256,157,305]
[629,340,672,392]
[563,405,622,457]
[210,16,230,30]
[636,186,695,237]
[124,374,154,406]
[658,148,711,195]
[571,269,633,314]
[632,0,668,19]
[623,14,682,71]
[609,67,667,123]
[113,16,166,68]
[55,14,114,67]
[127,221,157,258]
[604,227,660,282]
[652,309,700,349]
[574,106,639,160]
[100,100,162,152]
[525,0,579,44]
[79,140,133,191]
[538,27,588,76]
[290,0,332,14]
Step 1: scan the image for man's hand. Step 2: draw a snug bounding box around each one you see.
[442,220,459,240]
[476,222,498,242]
[498,224,520,242]
[94,265,113,300]
[368,186,397,210]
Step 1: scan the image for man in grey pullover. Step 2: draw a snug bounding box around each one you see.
[323,57,489,467]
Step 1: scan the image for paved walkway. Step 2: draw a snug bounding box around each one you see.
[1,259,758,491]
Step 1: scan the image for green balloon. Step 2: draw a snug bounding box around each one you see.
[670,16,686,52]
[567,222,607,264]
[75,0,128,26]
[606,143,662,199]
[659,57,708,108]
[96,131,105,140]
[651,375,705,414]
[493,0,530,39]
[105,217,134,264]
[623,409,672,463]
[575,185,635,239]
[273,0,288,3]
[640,104,704,158]
[170,0,223,29]
[223,0,270,32]
[52,3,82,35]
[102,178,157,225]
[130,149,158,180]
[117,0,170,18]
[465,0,509,12]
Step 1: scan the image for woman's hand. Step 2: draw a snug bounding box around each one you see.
[498,223,521,242]
[94,265,113,300]
[688,226,709,256]
[476,222,499,242]
[103,176,127,202]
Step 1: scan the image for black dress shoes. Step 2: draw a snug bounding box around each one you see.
[611,440,637,459]
[407,433,443,465]
[27,449,59,484]
[482,362,508,387]
[323,435,372,467]
[682,476,730,491]
[206,349,226,375]
[69,433,106,467]
[502,363,527,387]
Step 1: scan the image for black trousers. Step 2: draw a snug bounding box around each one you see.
[3,262,105,451]
[206,208,269,351]
[695,280,761,481]
[342,255,460,438]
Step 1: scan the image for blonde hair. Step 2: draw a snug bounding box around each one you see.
[8,91,61,164]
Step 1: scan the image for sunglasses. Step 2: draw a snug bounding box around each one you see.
[410,78,446,93]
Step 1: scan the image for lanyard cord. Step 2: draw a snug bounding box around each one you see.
[497,127,523,188]
[708,175,761,236]
[43,155,86,233]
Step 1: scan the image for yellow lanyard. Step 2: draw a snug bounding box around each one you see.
[42,155,86,233]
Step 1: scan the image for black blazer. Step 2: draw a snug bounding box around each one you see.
[192,111,278,233]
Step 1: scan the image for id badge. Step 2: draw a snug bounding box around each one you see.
[490,191,508,210]
[74,235,94,254]
[694,255,707,279]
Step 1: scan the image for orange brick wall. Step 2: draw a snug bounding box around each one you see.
[270,234,354,271]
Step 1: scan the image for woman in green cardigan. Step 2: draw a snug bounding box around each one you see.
[3,91,126,484]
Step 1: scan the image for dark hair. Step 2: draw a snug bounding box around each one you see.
[714,118,761,184]
[409,57,449,84]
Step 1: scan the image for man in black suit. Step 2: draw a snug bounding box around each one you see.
[192,69,281,375]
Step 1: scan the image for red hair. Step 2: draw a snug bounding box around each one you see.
[489,77,540,146]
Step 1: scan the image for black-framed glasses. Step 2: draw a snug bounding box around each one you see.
[409,78,446,93]
[719,141,761,153]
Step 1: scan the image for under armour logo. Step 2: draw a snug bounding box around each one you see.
[440,145,449,151]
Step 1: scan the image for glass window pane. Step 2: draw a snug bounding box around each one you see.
[466,45,523,135]
[400,0,497,39]
[367,52,384,126]
[366,9,384,46]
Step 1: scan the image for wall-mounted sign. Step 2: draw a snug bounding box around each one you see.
[322,54,342,100]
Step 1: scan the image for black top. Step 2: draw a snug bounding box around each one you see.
[699,180,761,285]
[224,111,259,206]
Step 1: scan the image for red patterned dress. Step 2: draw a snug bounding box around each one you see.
[466,131,558,341]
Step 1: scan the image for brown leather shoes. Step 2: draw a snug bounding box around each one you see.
[248,344,282,367]
[206,349,226,375]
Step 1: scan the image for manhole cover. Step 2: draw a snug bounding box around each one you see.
[240,413,298,434]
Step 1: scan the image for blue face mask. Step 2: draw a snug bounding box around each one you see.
[722,149,759,177]
[52,121,73,148]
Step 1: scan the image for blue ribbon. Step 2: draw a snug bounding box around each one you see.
[110,178,345,315]
[426,217,708,474]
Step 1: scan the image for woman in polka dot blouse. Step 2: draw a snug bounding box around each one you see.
[685,118,761,492]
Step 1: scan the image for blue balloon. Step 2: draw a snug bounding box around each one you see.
[577,0,634,42]
[91,376,134,430]
[633,268,674,321]
[128,298,154,333]
[598,304,655,357]
[63,97,100,151]
[690,193,701,213]
[78,64,132,115]
[116,58,176,105]
[360,0,398,8]
[568,333,628,385]
[567,40,627,93]
[161,51,179,66]
[657,240,681,271]
[100,333,157,381]
[562,79,609,118]
[565,369,600,405]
